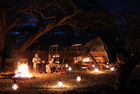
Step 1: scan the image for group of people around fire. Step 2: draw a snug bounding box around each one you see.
[32,53,55,73]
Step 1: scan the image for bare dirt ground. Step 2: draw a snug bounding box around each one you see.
[0,67,140,94]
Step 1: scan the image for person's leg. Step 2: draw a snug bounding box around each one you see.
[46,65,51,73]
[33,63,36,72]
[39,63,42,73]
[36,64,40,73]
[43,64,46,73]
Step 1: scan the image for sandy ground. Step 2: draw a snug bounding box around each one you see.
[0,67,140,94]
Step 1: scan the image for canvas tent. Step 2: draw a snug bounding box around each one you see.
[73,37,109,64]
[84,37,109,63]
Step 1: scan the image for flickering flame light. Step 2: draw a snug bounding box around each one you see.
[94,68,99,73]
[92,64,95,67]
[110,67,114,71]
[14,63,32,78]
[77,75,81,82]
[83,57,90,62]
[68,67,72,71]
[65,64,68,68]
[12,83,18,90]
[58,81,63,88]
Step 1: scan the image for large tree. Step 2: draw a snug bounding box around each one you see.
[0,0,80,66]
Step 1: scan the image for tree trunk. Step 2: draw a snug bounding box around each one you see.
[0,10,6,69]
[0,30,6,67]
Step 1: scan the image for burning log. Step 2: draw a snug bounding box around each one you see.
[14,63,33,78]
[0,73,15,79]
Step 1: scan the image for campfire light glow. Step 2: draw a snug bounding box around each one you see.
[14,63,32,78]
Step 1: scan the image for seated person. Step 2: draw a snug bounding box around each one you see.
[40,60,46,73]
[45,56,54,73]
[32,53,41,72]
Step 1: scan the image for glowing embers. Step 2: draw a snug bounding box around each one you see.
[110,67,115,72]
[58,80,63,88]
[76,75,81,82]
[14,63,32,78]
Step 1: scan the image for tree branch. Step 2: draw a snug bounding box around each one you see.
[36,11,56,20]
[18,0,78,52]
[5,18,20,32]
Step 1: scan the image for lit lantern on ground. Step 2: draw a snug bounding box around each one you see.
[65,64,68,68]
[77,75,81,82]
[58,81,63,88]
[94,68,99,73]
[12,83,18,90]
[110,67,114,71]
[12,80,18,90]
[68,67,72,71]
[92,64,95,67]
[106,65,109,68]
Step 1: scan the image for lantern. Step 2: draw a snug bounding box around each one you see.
[106,65,109,68]
[110,67,114,72]
[77,75,81,82]
[83,57,90,62]
[58,81,63,88]
[92,64,95,68]
[68,67,72,71]
[65,64,68,68]
[94,68,99,73]
[12,80,18,90]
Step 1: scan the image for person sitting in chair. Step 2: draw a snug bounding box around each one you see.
[32,53,41,72]
[46,54,53,73]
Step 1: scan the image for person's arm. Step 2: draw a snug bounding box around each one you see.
[32,58,36,63]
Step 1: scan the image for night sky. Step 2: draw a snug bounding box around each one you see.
[1,0,139,58]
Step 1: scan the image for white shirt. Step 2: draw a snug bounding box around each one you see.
[32,57,41,64]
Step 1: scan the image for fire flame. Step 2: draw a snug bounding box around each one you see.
[14,63,32,78]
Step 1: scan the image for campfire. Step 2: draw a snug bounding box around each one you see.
[14,63,32,78]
